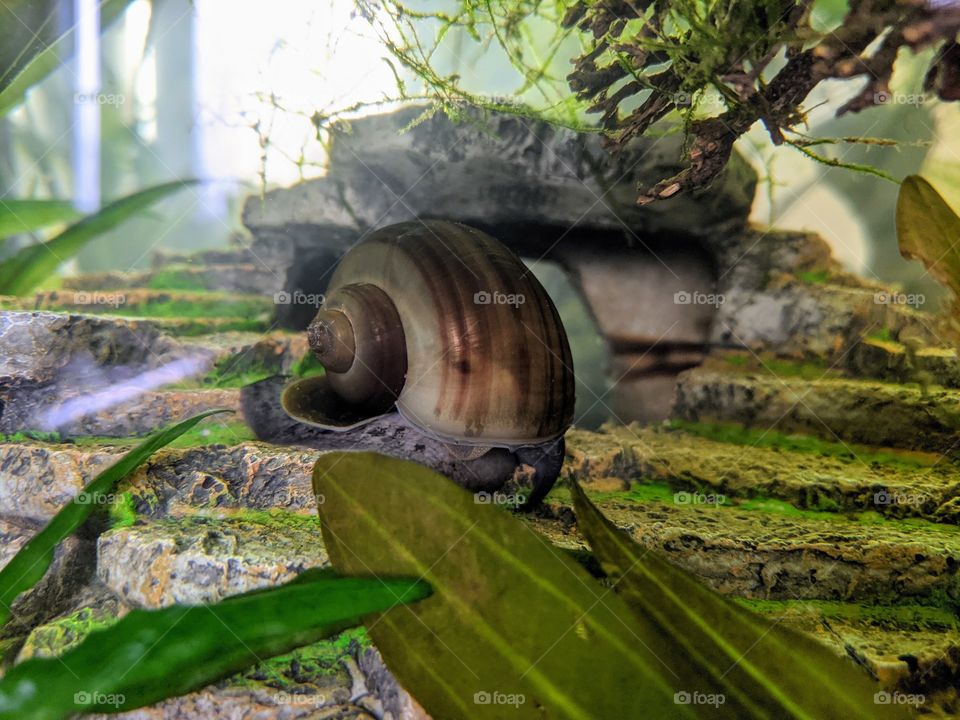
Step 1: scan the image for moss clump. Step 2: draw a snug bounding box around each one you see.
[146,268,211,291]
[796,269,832,285]
[108,492,138,529]
[234,627,370,690]
[68,421,257,449]
[668,419,936,470]
[737,598,959,628]
[290,352,326,379]
[20,606,120,660]
[199,508,322,532]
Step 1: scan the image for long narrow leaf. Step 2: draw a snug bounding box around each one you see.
[0,200,80,240]
[0,570,431,720]
[0,408,230,628]
[896,175,960,299]
[313,452,716,720]
[0,180,198,295]
[569,482,908,720]
[0,0,136,117]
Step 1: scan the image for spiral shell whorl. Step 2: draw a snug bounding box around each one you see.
[323,220,575,447]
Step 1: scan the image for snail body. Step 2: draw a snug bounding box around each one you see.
[279,220,575,500]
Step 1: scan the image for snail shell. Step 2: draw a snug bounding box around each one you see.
[281,220,575,452]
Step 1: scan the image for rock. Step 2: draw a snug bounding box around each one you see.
[0,311,200,386]
[673,365,960,453]
[63,264,279,296]
[0,442,318,522]
[243,106,756,261]
[528,496,960,603]
[97,513,327,607]
[564,425,960,521]
[2,388,241,437]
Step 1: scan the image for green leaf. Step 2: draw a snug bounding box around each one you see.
[896,175,960,299]
[0,200,81,240]
[0,180,198,295]
[0,570,431,720]
[313,452,714,720]
[0,0,136,117]
[569,482,909,720]
[0,409,229,629]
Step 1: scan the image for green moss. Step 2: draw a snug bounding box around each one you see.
[234,627,370,690]
[108,492,138,529]
[68,421,256,449]
[869,328,895,343]
[797,269,831,284]
[291,352,326,378]
[146,267,210,291]
[21,606,121,659]
[737,598,959,628]
[722,354,749,366]
[668,419,935,469]
[125,298,269,320]
[206,508,322,532]
[0,430,62,443]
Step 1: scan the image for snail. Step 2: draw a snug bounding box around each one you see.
[277,220,575,502]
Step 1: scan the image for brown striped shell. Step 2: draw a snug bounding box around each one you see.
[280,220,575,449]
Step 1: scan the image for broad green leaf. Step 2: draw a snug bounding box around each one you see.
[0,200,80,240]
[0,180,197,295]
[0,570,431,720]
[570,483,908,720]
[896,175,960,298]
[314,452,719,720]
[0,0,136,117]
[0,408,229,629]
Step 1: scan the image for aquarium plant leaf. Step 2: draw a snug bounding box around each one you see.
[569,482,909,720]
[896,175,960,298]
[0,408,229,629]
[0,571,431,720]
[0,200,81,240]
[0,180,198,295]
[314,452,722,720]
[0,0,136,116]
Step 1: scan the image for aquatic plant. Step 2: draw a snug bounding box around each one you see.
[313,451,908,719]
[0,181,198,296]
[0,409,230,629]
[0,570,429,719]
[350,0,960,203]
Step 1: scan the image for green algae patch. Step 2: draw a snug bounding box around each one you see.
[737,599,959,629]
[68,421,256,449]
[668,419,938,469]
[108,492,138,529]
[17,606,122,661]
[797,269,832,284]
[234,627,371,690]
